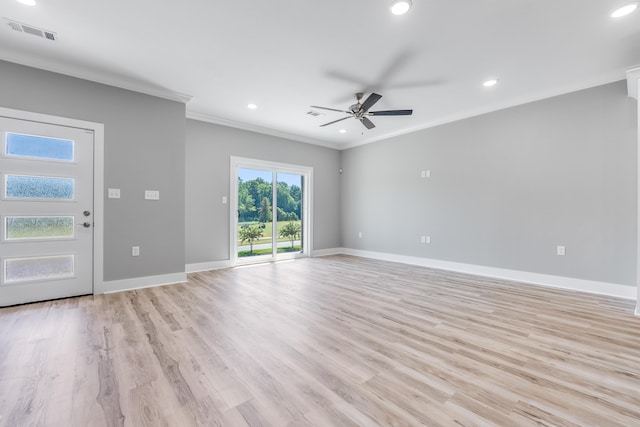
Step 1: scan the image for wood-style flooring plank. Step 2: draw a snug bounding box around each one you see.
[1,255,639,426]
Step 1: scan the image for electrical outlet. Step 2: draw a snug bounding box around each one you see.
[132,246,140,256]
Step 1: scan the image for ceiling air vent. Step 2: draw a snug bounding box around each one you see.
[4,18,57,41]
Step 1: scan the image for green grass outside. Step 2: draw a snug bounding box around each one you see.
[238,246,302,257]
[237,220,301,246]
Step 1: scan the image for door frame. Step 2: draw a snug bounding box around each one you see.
[0,107,104,295]
[230,156,313,266]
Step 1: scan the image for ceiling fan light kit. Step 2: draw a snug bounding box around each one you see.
[390,0,412,15]
[312,92,413,130]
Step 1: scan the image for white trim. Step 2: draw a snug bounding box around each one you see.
[312,247,345,257]
[329,248,637,301]
[186,260,231,273]
[93,122,105,298]
[1,56,192,104]
[0,107,104,296]
[342,74,631,150]
[634,69,640,314]
[99,272,187,294]
[189,74,629,151]
[627,66,640,99]
[186,111,338,149]
[230,156,313,267]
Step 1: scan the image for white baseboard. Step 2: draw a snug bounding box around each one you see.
[312,247,346,257]
[97,250,638,313]
[184,250,345,272]
[186,260,231,273]
[98,272,187,294]
[337,248,637,301]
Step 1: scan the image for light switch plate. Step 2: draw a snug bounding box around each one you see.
[108,188,120,199]
[145,190,160,200]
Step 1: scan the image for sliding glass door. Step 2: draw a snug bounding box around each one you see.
[276,172,303,255]
[231,158,311,265]
[237,168,274,260]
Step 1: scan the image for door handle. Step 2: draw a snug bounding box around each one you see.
[77,222,92,228]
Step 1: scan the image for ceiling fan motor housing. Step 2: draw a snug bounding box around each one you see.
[312,92,412,130]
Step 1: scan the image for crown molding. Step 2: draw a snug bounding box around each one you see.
[186,110,342,150]
[342,71,630,150]
[0,54,193,104]
[627,66,640,100]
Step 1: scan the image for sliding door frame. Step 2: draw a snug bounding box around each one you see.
[230,156,313,266]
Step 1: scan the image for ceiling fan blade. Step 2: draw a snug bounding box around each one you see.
[320,116,352,127]
[360,117,376,129]
[311,106,351,114]
[369,109,413,116]
[359,93,382,112]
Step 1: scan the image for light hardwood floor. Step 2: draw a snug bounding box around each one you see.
[1,255,639,426]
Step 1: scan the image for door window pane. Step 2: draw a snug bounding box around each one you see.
[5,216,74,240]
[5,174,74,200]
[4,255,75,284]
[237,168,273,258]
[276,173,302,254]
[5,133,74,161]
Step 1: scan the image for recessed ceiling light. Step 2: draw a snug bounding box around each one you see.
[483,79,499,87]
[339,129,347,134]
[16,0,36,5]
[247,103,257,110]
[611,2,639,17]
[390,0,412,15]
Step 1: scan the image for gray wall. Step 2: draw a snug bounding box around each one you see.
[3,57,635,289]
[341,81,637,286]
[0,60,186,282]
[185,120,341,265]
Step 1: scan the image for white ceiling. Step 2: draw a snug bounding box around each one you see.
[1,0,639,149]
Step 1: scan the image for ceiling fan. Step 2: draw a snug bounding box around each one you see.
[311,92,413,130]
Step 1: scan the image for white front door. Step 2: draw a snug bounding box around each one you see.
[0,116,94,306]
